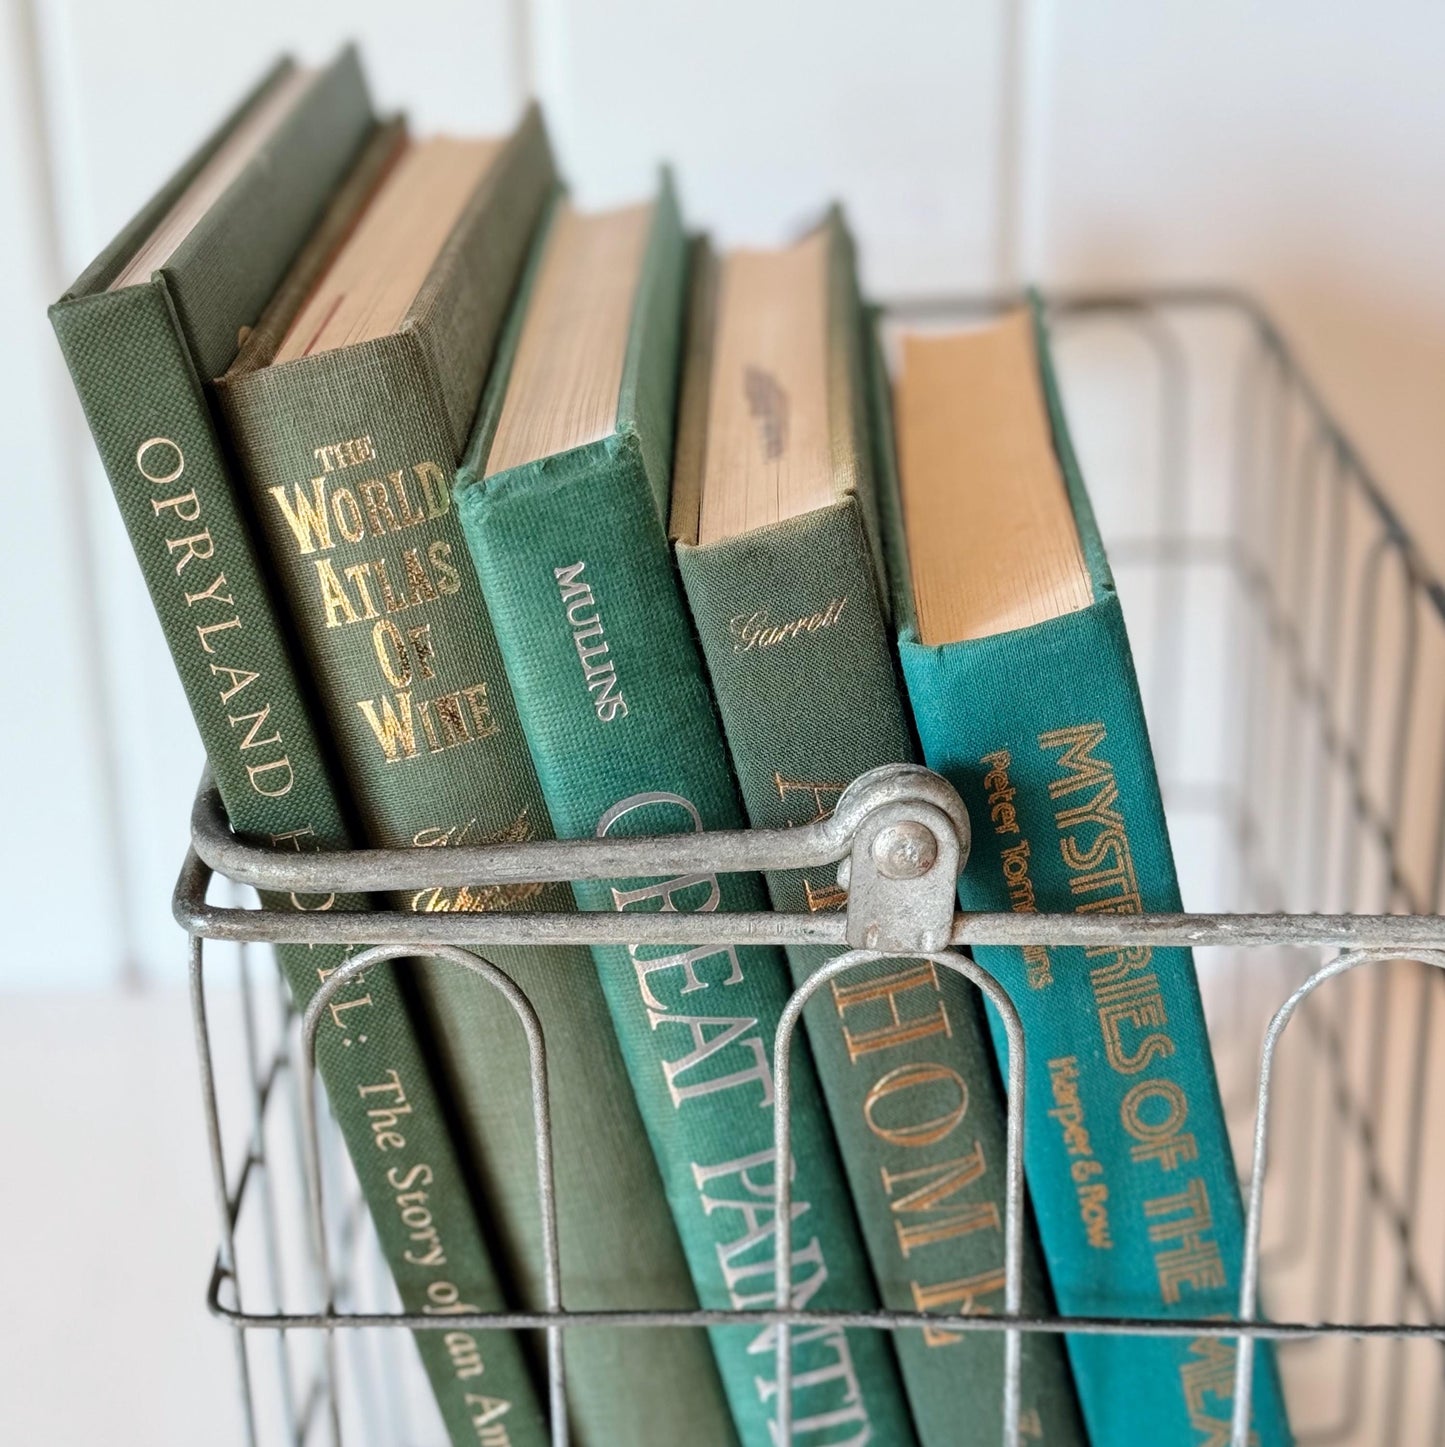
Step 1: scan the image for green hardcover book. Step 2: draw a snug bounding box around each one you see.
[454,184,918,1447]
[882,304,1291,1446]
[209,108,733,1447]
[671,223,1087,1446]
[49,54,549,1446]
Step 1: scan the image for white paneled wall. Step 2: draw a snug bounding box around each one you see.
[1034,2,1445,577]
[526,0,1011,294]
[4,0,1444,986]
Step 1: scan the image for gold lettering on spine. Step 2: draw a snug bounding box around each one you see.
[774,767,1008,1350]
[832,961,952,1061]
[184,573,234,608]
[228,702,282,753]
[373,619,412,687]
[1179,1338,1244,1445]
[317,558,360,627]
[428,540,460,594]
[413,461,451,517]
[1039,722,1230,1338]
[359,477,400,536]
[1121,1078,1198,1171]
[354,1067,502,1403]
[728,596,847,653]
[343,564,380,619]
[195,616,242,652]
[265,447,492,767]
[863,1062,968,1148]
[144,430,509,1384]
[168,530,215,571]
[270,479,334,554]
[803,878,849,912]
[911,1267,1008,1345]
[358,692,419,762]
[210,663,259,702]
[981,749,1053,987]
[135,436,184,485]
[138,435,294,800]
[1143,1178,1226,1305]
[331,487,366,543]
[389,467,427,527]
[881,1143,999,1257]
[775,775,851,914]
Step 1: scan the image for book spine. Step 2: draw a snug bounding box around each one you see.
[215,331,735,1447]
[676,499,1088,1447]
[458,441,919,1447]
[49,282,548,1447]
[897,599,1292,1447]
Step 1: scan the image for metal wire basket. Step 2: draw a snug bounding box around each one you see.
[174,289,1445,1447]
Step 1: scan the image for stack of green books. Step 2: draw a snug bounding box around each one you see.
[52,46,1292,1447]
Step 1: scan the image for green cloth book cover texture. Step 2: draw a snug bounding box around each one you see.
[673,237,1086,1446]
[885,304,1292,1447]
[49,55,551,1447]
[456,188,917,1447]
[211,119,732,1447]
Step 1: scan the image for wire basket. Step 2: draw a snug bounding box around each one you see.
[175,289,1445,1447]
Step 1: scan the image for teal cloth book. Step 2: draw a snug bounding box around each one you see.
[455,184,918,1447]
[880,302,1291,1445]
[671,223,1087,1446]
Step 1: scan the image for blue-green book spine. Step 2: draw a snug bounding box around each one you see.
[455,185,918,1447]
[886,303,1291,1446]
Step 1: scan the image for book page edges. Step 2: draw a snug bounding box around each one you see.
[482,192,654,478]
[219,120,409,380]
[897,309,1094,647]
[668,239,719,548]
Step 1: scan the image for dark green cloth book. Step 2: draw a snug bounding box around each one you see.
[671,224,1087,1446]
[208,109,733,1447]
[49,53,549,1447]
[880,301,1291,1446]
[454,184,918,1447]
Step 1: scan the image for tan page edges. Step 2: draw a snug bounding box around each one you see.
[110,66,315,290]
[484,200,654,477]
[272,136,500,362]
[695,230,833,545]
[895,310,1093,646]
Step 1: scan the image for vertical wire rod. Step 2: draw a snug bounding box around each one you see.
[773,949,1026,1447]
[1232,947,1445,1447]
[298,945,569,1447]
[235,928,303,1440]
[188,934,260,1447]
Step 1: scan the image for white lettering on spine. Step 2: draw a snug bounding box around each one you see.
[555,561,629,721]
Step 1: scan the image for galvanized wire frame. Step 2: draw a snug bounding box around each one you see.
[177,289,1445,1447]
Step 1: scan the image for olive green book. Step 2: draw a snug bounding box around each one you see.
[49,53,549,1446]
[210,110,733,1447]
[671,224,1087,1445]
[455,185,918,1447]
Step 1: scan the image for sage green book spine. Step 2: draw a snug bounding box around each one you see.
[884,301,1292,1446]
[48,58,547,1447]
[672,236,1085,1446]
[455,187,918,1447]
[212,131,733,1447]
